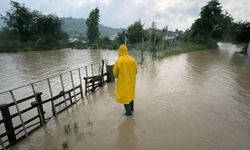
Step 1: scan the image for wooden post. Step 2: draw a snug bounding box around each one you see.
[106,64,115,82]
[0,104,16,145]
[141,37,144,63]
[32,92,45,125]
[84,78,88,95]
[100,60,105,85]
[91,79,95,92]
[79,84,83,98]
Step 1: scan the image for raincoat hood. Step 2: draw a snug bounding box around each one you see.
[118,44,128,56]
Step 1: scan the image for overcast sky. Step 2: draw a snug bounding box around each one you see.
[0,0,249,30]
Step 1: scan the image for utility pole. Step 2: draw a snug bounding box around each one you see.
[125,35,127,45]
[124,29,127,45]
[141,37,144,63]
[153,30,156,58]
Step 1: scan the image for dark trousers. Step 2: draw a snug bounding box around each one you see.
[124,100,134,115]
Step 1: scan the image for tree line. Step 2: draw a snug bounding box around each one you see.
[0,0,249,52]
[182,0,250,46]
[0,1,68,52]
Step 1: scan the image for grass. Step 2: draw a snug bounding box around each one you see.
[61,122,79,149]
[158,41,217,58]
[73,122,78,133]
[64,124,71,134]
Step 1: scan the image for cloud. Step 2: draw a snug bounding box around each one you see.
[221,0,250,22]
[0,0,249,30]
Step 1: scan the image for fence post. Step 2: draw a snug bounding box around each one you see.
[78,68,84,99]
[79,85,83,98]
[106,64,115,82]
[0,133,5,150]
[0,104,16,145]
[47,78,57,116]
[32,93,45,125]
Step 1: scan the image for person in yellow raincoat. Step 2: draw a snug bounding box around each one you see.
[113,44,137,116]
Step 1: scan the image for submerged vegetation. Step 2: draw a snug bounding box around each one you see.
[62,141,69,150]
[158,42,216,58]
[61,122,79,150]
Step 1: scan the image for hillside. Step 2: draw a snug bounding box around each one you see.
[0,17,122,39]
[61,17,121,38]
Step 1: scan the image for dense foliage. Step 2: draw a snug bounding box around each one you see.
[235,22,250,43]
[190,0,232,43]
[126,20,146,44]
[0,1,67,52]
[185,0,250,46]
[86,8,100,44]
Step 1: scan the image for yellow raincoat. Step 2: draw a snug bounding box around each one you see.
[113,44,137,104]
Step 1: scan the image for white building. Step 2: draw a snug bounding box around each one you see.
[163,27,181,41]
[109,34,118,40]
[164,31,177,40]
[68,37,79,43]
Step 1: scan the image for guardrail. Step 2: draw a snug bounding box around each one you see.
[0,59,112,149]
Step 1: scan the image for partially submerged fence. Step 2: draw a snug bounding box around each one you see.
[0,59,112,149]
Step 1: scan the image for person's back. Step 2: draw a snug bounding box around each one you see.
[113,44,137,116]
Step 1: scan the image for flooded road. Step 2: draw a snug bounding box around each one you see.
[3,43,250,150]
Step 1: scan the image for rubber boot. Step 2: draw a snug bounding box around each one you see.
[130,100,134,111]
[123,104,132,116]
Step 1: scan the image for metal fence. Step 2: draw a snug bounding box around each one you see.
[0,60,109,149]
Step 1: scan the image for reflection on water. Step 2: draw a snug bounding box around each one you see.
[116,118,137,150]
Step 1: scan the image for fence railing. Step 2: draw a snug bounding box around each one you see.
[0,59,112,149]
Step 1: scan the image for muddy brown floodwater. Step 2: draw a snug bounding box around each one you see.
[4,43,250,150]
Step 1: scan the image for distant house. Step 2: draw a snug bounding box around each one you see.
[164,31,178,40]
[68,37,79,43]
[163,26,182,41]
[109,34,117,40]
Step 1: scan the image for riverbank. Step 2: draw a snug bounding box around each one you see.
[0,39,69,53]
[158,41,217,58]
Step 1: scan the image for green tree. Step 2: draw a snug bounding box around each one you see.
[0,1,67,51]
[86,7,100,44]
[1,1,33,41]
[150,21,157,45]
[127,20,145,44]
[191,0,233,43]
[235,22,250,43]
[149,22,162,47]
[116,30,126,45]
